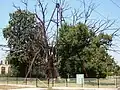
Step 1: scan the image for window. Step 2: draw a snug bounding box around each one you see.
[1,67,5,74]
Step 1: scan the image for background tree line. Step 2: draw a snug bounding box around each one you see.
[2,0,120,78]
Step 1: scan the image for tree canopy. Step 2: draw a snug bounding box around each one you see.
[3,10,47,77]
[58,23,117,78]
[2,1,120,78]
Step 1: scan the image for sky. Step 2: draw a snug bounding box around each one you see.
[0,0,120,64]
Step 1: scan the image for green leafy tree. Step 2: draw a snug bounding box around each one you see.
[58,23,115,78]
[3,10,46,77]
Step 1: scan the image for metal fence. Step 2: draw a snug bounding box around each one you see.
[0,77,120,88]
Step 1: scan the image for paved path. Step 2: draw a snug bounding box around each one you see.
[0,84,36,87]
[52,87,118,90]
[12,88,47,90]
[0,84,118,90]
[12,87,119,90]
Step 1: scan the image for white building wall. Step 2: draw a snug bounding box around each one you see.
[0,60,10,74]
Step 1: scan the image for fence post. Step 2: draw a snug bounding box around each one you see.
[25,78,27,85]
[96,72,100,88]
[116,76,117,88]
[48,78,50,87]
[7,75,8,84]
[66,78,68,87]
[16,76,18,84]
[97,78,99,88]
[36,78,38,87]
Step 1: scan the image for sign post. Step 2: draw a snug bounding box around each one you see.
[76,74,84,87]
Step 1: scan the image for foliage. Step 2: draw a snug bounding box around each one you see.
[58,23,116,78]
[2,6,120,78]
[3,10,46,77]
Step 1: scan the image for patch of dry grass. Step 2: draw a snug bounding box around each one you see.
[0,85,25,90]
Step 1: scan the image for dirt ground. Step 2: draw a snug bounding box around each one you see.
[0,85,24,90]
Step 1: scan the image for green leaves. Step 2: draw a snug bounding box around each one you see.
[3,10,45,77]
[58,23,115,78]
[3,9,118,78]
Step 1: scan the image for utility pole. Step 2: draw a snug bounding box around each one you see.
[56,2,60,64]
[45,0,65,87]
[23,0,65,87]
